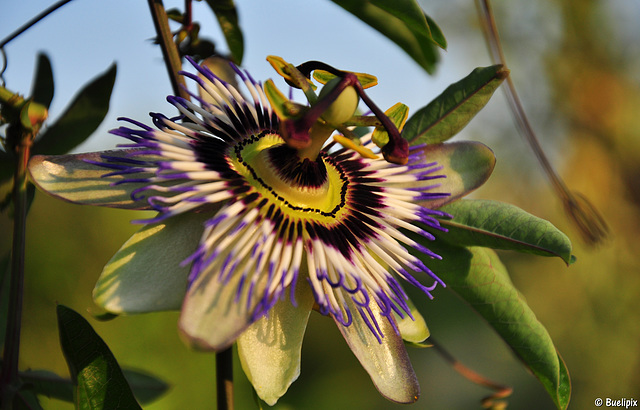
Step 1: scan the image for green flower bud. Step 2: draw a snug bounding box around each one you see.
[318,77,359,126]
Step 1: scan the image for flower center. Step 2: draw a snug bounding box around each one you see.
[232,131,346,218]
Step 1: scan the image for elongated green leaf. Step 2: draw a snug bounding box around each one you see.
[32,64,116,155]
[419,244,571,409]
[330,0,440,73]
[368,0,435,43]
[403,65,508,144]
[31,53,54,109]
[425,13,446,50]
[437,199,574,264]
[120,369,170,404]
[20,370,73,402]
[20,368,168,405]
[57,305,142,410]
[555,354,571,409]
[13,388,44,410]
[204,0,244,64]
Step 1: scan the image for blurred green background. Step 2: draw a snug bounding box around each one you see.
[2,1,640,409]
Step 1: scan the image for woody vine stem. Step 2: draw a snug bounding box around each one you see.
[146,1,234,409]
[0,1,62,404]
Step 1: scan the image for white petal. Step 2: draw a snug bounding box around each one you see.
[93,212,209,313]
[395,298,430,344]
[29,150,156,209]
[336,295,420,404]
[178,248,272,351]
[237,283,314,406]
[412,141,496,208]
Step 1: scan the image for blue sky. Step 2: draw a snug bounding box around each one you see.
[1,1,494,152]
[3,0,638,170]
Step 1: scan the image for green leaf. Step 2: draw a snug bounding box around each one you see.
[56,305,142,410]
[165,8,184,23]
[369,0,443,49]
[555,354,571,409]
[20,370,73,402]
[30,53,54,109]
[330,0,441,74]
[13,388,44,410]
[20,368,168,405]
[425,13,446,50]
[437,199,574,264]
[32,64,116,156]
[403,65,508,144]
[120,369,169,404]
[410,141,496,209]
[92,311,120,322]
[419,244,571,409]
[204,0,244,64]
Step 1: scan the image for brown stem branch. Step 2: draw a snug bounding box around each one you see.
[147,0,189,100]
[216,347,234,410]
[0,130,32,408]
[430,338,512,409]
[476,0,608,245]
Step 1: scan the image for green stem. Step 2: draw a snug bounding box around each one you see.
[147,0,189,100]
[149,1,231,407]
[297,122,335,161]
[0,130,31,408]
[216,348,234,410]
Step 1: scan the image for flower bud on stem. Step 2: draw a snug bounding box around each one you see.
[294,61,409,164]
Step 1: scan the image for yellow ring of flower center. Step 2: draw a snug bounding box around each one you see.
[231,132,348,223]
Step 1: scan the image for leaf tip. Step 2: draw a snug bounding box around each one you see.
[496,65,510,80]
